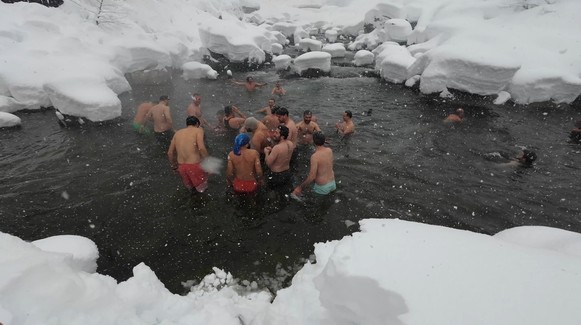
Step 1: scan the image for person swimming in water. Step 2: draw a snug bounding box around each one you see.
[231,76,267,92]
[570,120,581,142]
[503,149,537,168]
[223,105,247,130]
[271,81,286,96]
[444,108,465,123]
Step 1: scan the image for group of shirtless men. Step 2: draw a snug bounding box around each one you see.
[132,78,356,197]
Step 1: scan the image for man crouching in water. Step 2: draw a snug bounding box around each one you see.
[168,116,209,193]
[293,131,336,196]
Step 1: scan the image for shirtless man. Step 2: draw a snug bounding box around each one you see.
[335,110,355,138]
[244,117,271,154]
[264,125,296,188]
[271,81,286,96]
[167,116,209,193]
[146,95,174,150]
[186,93,209,128]
[227,133,263,194]
[275,107,298,145]
[223,105,247,130]
[444,108,465,123]
[296,110,321,145]
[255,98,276,115]
[503,149,537,168]
[570,120,581,142]
[132,101,153,134]
[292,131,336,196]
[232,76,267,91]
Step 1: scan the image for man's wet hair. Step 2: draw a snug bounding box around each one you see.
[522,149,537,166]
[303,110,312,116]
[224,105,233,115]
[246,76,253,82]
[344,110,352,118]
[276,107,289,116]
[271,105,281,115]
[160,95,170,102]
[193,93,201,98]
[313,131,325,146]
[186,116,200,126]
[269,98,276,102]
[278,125,289,139]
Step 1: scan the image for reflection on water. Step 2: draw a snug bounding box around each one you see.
[1,68,581,293]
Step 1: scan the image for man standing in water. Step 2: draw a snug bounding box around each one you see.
[132,101,153,134]
[146,95,174,150]
[264,125,295,189]
[227,133,263,194]
[335,110,355,138]
[293,131,336,196]
[275,107,298,145]
[255,98,277,115]
[444,108,465,123]
[231,76,267,91]
[296,110,321,145]
[186,93,209,128]
[168,116,209,193]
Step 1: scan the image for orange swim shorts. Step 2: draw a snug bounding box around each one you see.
[177,163,208,193]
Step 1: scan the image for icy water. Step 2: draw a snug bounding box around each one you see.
[1,66,581,293]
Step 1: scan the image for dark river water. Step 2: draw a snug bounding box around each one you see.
[1,65,581,293]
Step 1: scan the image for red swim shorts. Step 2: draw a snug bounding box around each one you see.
[177,163,208,193]
[233,178,258,194]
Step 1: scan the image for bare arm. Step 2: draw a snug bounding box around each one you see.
[165,106,173,129]
[254,151,263,180]
[232,106,247,119]
[167,136,178,169]
[314,122,321,132]
[264,146,278,168]
[226,154,235,185]
[231,80,246,86]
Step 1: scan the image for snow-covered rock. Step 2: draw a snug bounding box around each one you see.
[353,50,374,66]
[182,62,218,80]
[324,29,338,43]
[273,55,292,71]
[322,43,346,58]
[293,51,331,75]
[347,28,387,51]
[44,79,122,122]
[298,38,322,52]
[374,42,416,83]
[271,43,283,55]
[494,91,511,105]
[32,235,99,273]
[0,111,21,128]
[384,18,412,42]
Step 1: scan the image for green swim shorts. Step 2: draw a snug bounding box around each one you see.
[313,180,336,195]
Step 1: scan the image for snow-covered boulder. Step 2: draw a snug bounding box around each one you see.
[347,28,388,51]
[44,79,122,122]
[322,43,346,58]
[0,111,21,128]
[384,18,413,43]
[298,38,322,52]
[273,55,292,71]
[293,52,331,75]
[181,61,218,80]
[325,29,338,43]
[32,235,99,273]
[353,50,375,66]
[271,43,283,55]
[374,43,415,83]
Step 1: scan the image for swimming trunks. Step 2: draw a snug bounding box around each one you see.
[233,178,258,194]
[312,180,336,195]
[132,122,151,135]
[266,169,292,188]
[177,163,208,193]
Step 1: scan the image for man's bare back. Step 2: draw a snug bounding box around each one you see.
[168,126,207,166]
[227,148,262,182]
[134,102,153,124]
[265,139,295,172]
[147,98,173,133]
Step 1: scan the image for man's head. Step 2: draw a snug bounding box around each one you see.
[192,93,201,104]
[246,76,254,83]
[313,131,325,146]
[456,108,465,118]
[160,95,170,104]
[268,98,276,108]
[303,110,313,124]
[518,149,537,166]
[186,116,200,127]
[277,125,289,140]
[271,105,281,115]
[224,106,233,116]
[233,133,251,156]
[276,107,289,123]
[244,117,259,132]
[343,110,352,121]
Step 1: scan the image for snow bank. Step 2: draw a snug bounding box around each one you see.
[494,226,581,258]
[293,52,332,75]
[261,219,581,325]
[0,96,26,114]
[182,62,219,80]
[0,111,21,128]
[374,42,416,83]
[273,55,292,71]
[298,38,322,52]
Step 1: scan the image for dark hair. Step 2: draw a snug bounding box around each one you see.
[303,110,312,116]
[276,107,289,116]
[160,95,169,101]
[269,98,276,102]
[246,76,253,82]
[522,149,537,166]
[193,93,201,98]
[344,110,352,118]
[271,105,281,115]
[278,125,289,139]
[186,116,200,126]
[224,106,233,115]
[313,131,325,146]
